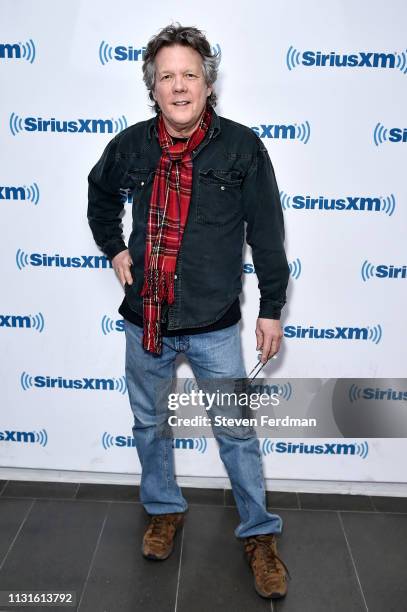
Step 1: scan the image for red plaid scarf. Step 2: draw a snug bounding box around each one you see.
[140,106,212,355]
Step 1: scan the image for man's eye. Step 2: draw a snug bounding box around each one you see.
[161,75,171,80]
[186,73,197,79]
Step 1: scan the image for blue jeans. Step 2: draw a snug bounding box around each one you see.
[124,319,283,539]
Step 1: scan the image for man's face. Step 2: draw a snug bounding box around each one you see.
[153,44,212,137]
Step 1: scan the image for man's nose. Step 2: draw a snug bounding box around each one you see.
[173,75,187,92]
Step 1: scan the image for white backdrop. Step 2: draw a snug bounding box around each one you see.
[1,0,406,489]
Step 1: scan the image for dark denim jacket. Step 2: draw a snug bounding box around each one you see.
[87,109,289,330]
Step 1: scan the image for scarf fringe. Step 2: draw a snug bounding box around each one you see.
[142,319,162,355]
[140,269,175,304]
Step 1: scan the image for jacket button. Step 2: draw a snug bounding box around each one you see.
[220,185,225,190]
[174,274,178,279]
[140,181,145,186]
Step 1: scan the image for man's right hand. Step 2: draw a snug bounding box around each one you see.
[112,249,133,286]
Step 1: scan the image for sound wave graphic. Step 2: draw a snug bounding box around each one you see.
[261,439,275,456]
[211,43,221,59]
[102,431,115,449]
[20,371,34,390]
[99,41,114,65]
[286,45,301,70]
[24,182,40,204]
[361,260,376,281]
[20,39,36,63]
[395,49,407,74]
[101,315,115,335]
[288,258,301,279]
[9,112,24,136]
[276,382,292,401]
[15,248,30,269]
[373,122,389,146]
[355,441,369,459]
[349,384,363,403]
[279,190,291,210]
[367,324,383,345]
[112,115,127,134]
[183,378,200,395]
[114,376,127,395]
[295,121,310,143]
[29,312,45,333]
[194,437,207,453]
[34,429,48,446]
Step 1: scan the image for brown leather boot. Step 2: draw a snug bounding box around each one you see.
[244,534,290,599]
[142,512,185,560]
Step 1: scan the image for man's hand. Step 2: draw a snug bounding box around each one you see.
[112,249,133,286]
[255,318,283,364]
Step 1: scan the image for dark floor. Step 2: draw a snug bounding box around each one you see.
[0,480,406,612]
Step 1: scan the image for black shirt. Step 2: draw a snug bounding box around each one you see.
[119,296,241,336]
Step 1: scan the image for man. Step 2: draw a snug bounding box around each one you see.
[88,24,290,599]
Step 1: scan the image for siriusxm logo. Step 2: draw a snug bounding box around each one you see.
[251,122,310,143]
[21,372,127,394]
[244,259,301,280]
[0,429,47,446]
[287,46,407,73]
[280,191,396,216]
[349,384,407,403]
[361,260,406,281]
[284,324,383,344]
[373,123,407,145]
[9,113,127,136]
[0,183,40,205]
[99,41,146,65]
[262,439,369,459]
[16,249,112,270]
[101,316,124,335]
[0,40,36,63]
[102,432,207,452]
[99,41,221,65]
[0,312,44,332]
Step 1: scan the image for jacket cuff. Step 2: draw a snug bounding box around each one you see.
[103,239,127,260]
[259,300,282,320]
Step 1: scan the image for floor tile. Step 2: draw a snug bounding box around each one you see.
[78,503,180,612]
[76,483,139,502]
[177,505,272,611]
[0,480,8,495]
[299,493,374,512]
[225,489,299,510]
[370,495,407,513]
[183,487,224,506]
[2,480,78,499]
[340,511,407,612]
[0,498,33,566]
[267,491,299,510]
[0,498,108,611]
[272,509,366,611]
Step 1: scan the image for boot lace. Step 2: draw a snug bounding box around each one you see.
[246,536,291,580]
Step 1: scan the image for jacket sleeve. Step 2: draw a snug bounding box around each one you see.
[242,142,289,320]
[87,135,128,260]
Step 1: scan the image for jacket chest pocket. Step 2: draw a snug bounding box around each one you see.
[196,169,243,226]
[127,169,155,222]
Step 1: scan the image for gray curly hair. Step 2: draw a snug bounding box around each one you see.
[142,23,220,113]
